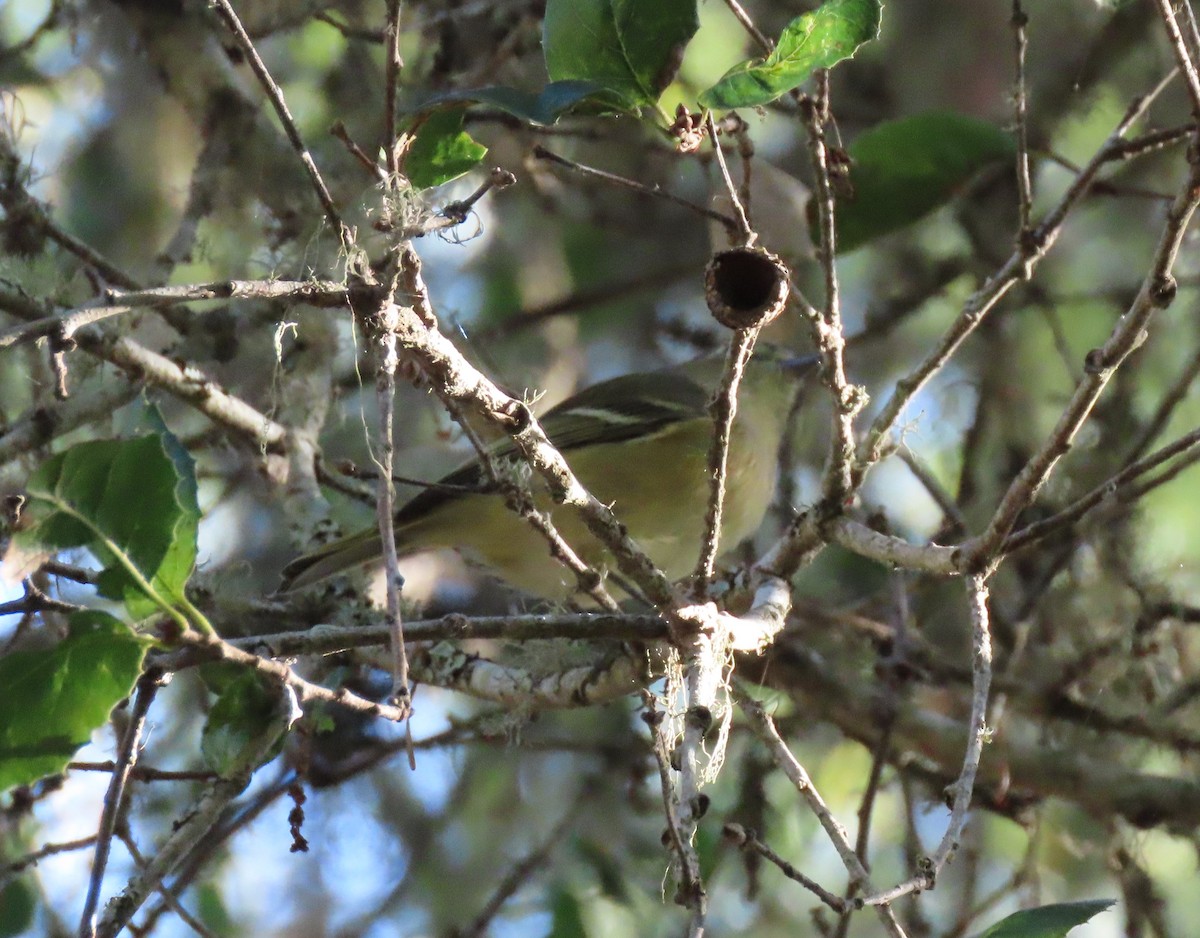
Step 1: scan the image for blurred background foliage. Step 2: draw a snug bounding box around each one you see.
[2,0,1200,936]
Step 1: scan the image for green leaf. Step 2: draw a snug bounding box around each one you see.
[546,884,587,938]
[699,0,882,109]
[970,900,1115,938]
[201,670,293,778]
[0,878,37,937]
[411,80,607,126]
[11,431,199,622]
[0,611,149,792]
[543,0,700,109]
[194,882,235,937]
[824,110,1016,254]
[404,108,488,190]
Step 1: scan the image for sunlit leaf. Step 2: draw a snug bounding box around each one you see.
[970,900,1116,938]
[699,0,882,109]
[404,108,488,190]
[543,0,699,109]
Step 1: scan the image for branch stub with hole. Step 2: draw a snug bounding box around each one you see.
[704,247,789,330]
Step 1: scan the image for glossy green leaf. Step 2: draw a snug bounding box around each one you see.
[699,0,882,109]
[825,110,1016,254]
[970,900,1115,938]
[411,80,606,126]
[0,612,149,792]
[201,670,293,778]
[12,430,199,621]
[543,0,699,109]
[404,108,488,190]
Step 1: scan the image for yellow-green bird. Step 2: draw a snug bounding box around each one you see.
[279,345,815,599]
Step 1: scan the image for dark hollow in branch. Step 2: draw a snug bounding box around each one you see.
[704,247,789,331]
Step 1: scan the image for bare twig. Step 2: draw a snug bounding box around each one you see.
[532,145,739,235]
[799,96,861,510]
[962,131,1200,568]
[1004,424,1200,553]
[364,266,414,716]
[454,792,585,937]
[0,280,348,351]
[857,71,1178,480]
[642,689,706,921]
[383,0,403,178]
[863,575,993,908]
[723,823,848,912]
[1150,0,1200,115]
[209,0,350,244]
[3,835,98,876]
[175,631,410,723]
[738,690,907,937]
[1011,1,1033,242]
[693,329,760,594]
[79,670,165,938]
[720,0,773,53]
[705,111,754,245]
[1123,343,1200,462]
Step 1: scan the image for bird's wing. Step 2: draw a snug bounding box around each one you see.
[394,369,712,526]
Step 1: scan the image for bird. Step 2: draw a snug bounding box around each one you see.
[279,345,816,600]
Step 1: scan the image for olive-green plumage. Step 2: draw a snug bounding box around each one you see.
[279,346,813,599]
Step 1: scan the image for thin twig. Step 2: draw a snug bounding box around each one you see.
[477,262,695,341]
[737,690,908,937]
[856,71,1178,480]
[116,830,219,938]
[799,96,860,509]
[896,448,969,537]
[962,129,1200,568]
[863,575,993,908]
[1150,0,1200,115]
[1123,343,1200,463]
[175,631,410,723]
[454,792,585,937]
[364,269,414,718]
[383,0,403,179]
[693,328,759,595]
[705,111,753,246]
[642,689,706,920]
[723,824,847,912]
[79,670,165,938]
[209,0,350,244]
[3,835,98,876]
[1011,1,1033,243]
[721,0,773,53]
[1004,424,1200,553]
[0,280,348,350]
[532,145,739,236]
